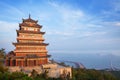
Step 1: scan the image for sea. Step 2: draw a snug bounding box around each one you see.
[50,53,120,70]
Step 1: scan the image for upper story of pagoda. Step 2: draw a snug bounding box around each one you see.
[14,15,48,44]
[19,15,43,33]
[23,14,38,23]
[16,15,46,36]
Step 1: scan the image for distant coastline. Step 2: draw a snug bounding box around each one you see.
[50,53,120,69]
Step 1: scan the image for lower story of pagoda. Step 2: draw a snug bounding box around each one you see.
[6,58,48,67]
[5,53,51,67]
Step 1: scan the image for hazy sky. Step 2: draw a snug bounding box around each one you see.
[0,0,120,57]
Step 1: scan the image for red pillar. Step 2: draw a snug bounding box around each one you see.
[27,60,29,66]
[10,59,12,66]
[36,60,38,66]
[16,59,18,66]
[34,60,36,66]
[45,58,48,63]
[21,60,23,67]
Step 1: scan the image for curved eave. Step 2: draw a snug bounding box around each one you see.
[25,56,50,59]
[16,30,45,34]
[13,42,49,46]
[19,23,42,28]
[6,55,50,59]
[22,18,38,23]
[17,38,45,41]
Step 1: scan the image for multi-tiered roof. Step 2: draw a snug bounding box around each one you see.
[6,15,50,66]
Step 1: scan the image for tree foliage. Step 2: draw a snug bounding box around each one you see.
[0,48,6,59]
[72,68,117,80]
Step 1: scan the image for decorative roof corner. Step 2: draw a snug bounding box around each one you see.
[22,14,38,23]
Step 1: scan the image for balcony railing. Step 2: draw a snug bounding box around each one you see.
[17,37,44,40]
[14,50,48,53]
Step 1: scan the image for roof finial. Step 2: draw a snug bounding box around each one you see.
[29,14,31,19]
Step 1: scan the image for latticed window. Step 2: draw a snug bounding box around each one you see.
[17,61,21,66]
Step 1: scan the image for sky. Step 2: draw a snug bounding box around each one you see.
[0,0,120,68]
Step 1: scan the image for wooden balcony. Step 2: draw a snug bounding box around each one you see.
[17,37,44,41]
[14,50,48,53]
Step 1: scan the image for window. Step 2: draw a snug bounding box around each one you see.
[28,28,34,31]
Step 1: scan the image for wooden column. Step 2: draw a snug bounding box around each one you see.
[27,59,29,66]
[36,59,38,66]
[24,59,27,66]
[16,59,18,66]
[10,59,12,66]
[21,59,23,67]
[45,58,48,63]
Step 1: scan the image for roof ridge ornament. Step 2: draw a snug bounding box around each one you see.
[29,14,31,19]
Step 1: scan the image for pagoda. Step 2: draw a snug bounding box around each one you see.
[6,15,50,67]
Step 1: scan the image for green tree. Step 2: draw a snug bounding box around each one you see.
[15,76,33,80]
[10,71,28,80]
[0,65,8,73]
[103,72,117,80]
[0,48,6,66]
[30,69,38,78]
[72,68,117,80]
[0,48,6,59]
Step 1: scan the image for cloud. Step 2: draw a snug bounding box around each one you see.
[0,21,18,33]
[47,30,74,36]
[112,0,120,12]
[60,8,84,21]
[46,1,120,45]
[80,31,107,37]
[0,21,17,51]
[114,22,120,27]
[100,0,120,21]
[0,2,24,21]
[48,1,100,37]
[49,49,120,56]
[49,1,85,21]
